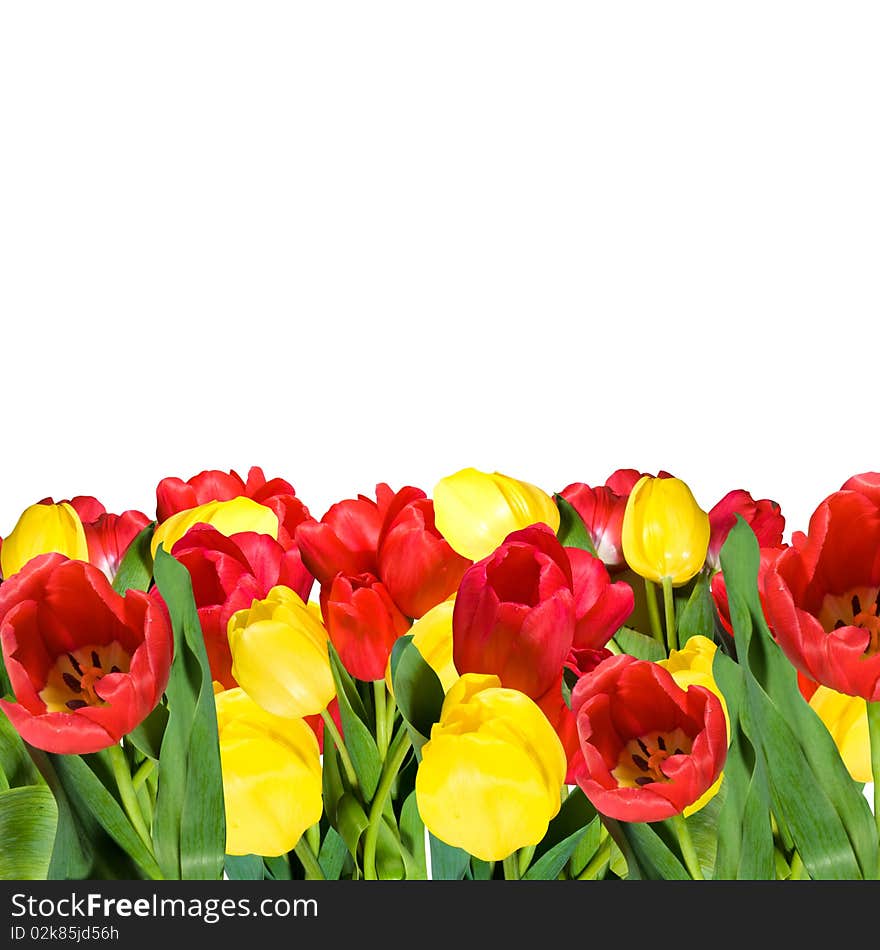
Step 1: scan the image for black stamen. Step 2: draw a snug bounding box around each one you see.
[67,653,83,675]
[110,666,121,674]
[91,651,101,669]
[62,673,82,693]
[656,735,666,751]
[634,776,653,786]
[636,738,650,756]
[875,589,880,610]
[65,699,87,710]
[674,748,685,755]
[852,595,862,616]
[834,620,846,629]
[631,754,650,771]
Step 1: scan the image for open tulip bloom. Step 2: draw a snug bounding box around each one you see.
[1,464,880,882]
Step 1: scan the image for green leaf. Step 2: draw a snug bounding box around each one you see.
[375,816,407,880]
[151,546,225,881]
[611,626,666,662]
[603,817,690,881]
[0,785,58,880]
[389,635,445,759]
[112,522,156,595]
[428,833,471,880]
[399,790,427,879]
[523,822,594,880]
[224,853,264,880]
[126,703,168,762]
[326,641,381,800]
[263,854,292,880]
[554,495,598,555]
[317,827,348,880]
[719,518,877,880]
[0,710,45,789]
[676,572,719,645]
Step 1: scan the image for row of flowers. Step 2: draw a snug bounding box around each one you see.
[0,465,878,880]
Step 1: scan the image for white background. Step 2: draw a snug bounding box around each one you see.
[1,2,877,542]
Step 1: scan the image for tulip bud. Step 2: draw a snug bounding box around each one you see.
[621,475,710,586]
[385,596,459,697]
[215,687,323,857]
[416,673,566,861]
[227,586,335,719]
[1,502,89,579]
[806,685,871,783]
[433,467,560,562]
[151,497,279,558]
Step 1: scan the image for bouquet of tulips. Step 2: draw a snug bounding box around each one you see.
[1,464,878,882]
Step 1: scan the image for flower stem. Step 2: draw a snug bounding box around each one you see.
[294,835,326,880]
[644,579,664,645]
[321,708,360,794]
[108,743,154,855]
[362,725,412,881]
[671,812,703,880]
[867,699,880,878]
[502,854,520,880]
[517,844,536,877]
[374,680,389,759]
[662,576,678,654]
[577,837,613,880]
[132,758,155,791]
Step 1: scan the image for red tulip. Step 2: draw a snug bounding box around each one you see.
[568,547,634,651]
[295,485,396,587]
[0,554,172,754]
[452,524,575,698]
[572,653,727,822]
[156,465,313,550]
[764,486,880,701]
[840,471,880,507]
[706,489,785,570]
[165,526,314,689]
[320,572,411,681]
[377,487,471,619]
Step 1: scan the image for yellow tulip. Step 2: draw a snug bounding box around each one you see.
[433,467,560,562]
[659,634,729,816]
[228,586,335,719]
[215,687,323,857]
[151,497,278,557]
[1,502,89,578]
[415,672,566,862]
[808,686,871,783]
[622,475,710,586]
[385,596,459,697]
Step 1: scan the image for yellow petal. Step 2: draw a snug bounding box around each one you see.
[228,586,335,719]
[215,687,323,857]
[622,476,709,586]
[809,686,871,783]
[385,597,459,697]
[151,497,278,557]
[433,468,560,562]
[1,502,89,578]
[660,636,730,741]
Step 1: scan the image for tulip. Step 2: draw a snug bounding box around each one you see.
[377,488,471,619]
[156,465,314,550]
[621,475,710,586]
[433,467,560,562]
[710,545,785,637]
[415,673,566,862]
[321,572,411,681]
[706,489,785,571]
[568,547,634,651]
[385,596,459,696]
[452,524,575,698]
[763,486,880,701]
[161,526,314,688]
[804,683,871,783]
[215,687,323,857]
[227,585,335,719]
[572,653,728,822]
[0,502,89,579]
[0,554,173,754]
[151,497,279,559]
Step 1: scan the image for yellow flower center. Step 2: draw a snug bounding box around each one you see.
[39,643,131,712]
[612,728,693,787]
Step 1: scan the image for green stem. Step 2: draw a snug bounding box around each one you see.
[306,821,321,858]
[502,854,520,880]
[108,744,154,855]
[867,699,880,879]
[644,579,664,645]
[671,812,703,880]
[384,689,398,745]
[321,708,359,793]
[374,680,389,759]
[606,638,622,655]
[294,835,326,880]
[362,726,412,881]
[132,758,155,791]
[517,844,536,877]
[577,837,613,880]
[789,848,809,880]
[662,576,678,654]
